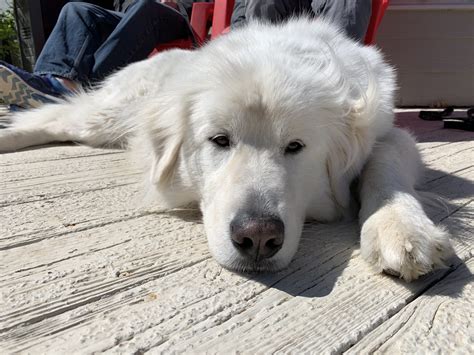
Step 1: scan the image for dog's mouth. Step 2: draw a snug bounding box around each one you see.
[222,257,286,274]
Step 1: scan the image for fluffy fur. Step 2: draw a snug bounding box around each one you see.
[0,18,453,280]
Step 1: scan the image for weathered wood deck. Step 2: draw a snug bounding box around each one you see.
[0,109,473,354]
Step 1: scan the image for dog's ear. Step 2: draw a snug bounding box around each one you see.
[326,50,396,214]
[326,126,369,217]
[132,97,199,208]
[149,129,183,187]
[132,49,194,189]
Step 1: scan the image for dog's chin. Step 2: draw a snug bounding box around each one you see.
[207,232,298,274]
[208,238,299,274]
[218,256,290,274]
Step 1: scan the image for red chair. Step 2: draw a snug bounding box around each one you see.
[151,0,234,55]
[208,0,234,40]
[364,0,389,45]
[190,0,235,44]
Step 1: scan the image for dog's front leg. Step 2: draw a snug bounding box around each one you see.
[358,128,453,281]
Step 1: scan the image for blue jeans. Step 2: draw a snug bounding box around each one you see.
[34,0,194,83]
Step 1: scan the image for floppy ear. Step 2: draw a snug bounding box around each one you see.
[326,122,370,218]
[136,103,198,208]
[326,49,396,214]
[142,50,196,187]
[122,49,198,206]
[149,128,183,188]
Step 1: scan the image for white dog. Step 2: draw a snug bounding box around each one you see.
[0,18,452,280]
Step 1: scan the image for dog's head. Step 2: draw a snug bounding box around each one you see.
[137,19,395,272]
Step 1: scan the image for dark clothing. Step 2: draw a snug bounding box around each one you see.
[113,0,138,11]
[231,0,372,42]
[34,0,193,83]
[113,0,205,15]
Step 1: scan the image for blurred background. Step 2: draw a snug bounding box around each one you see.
[0,0,472,106]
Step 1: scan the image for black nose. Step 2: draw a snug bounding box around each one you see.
[230,215,284,261]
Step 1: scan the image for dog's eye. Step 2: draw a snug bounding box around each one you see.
[285,140,305,154]
[210,134,231,148]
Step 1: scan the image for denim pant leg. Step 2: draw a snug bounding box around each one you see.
[34,2,123,82]
[91,0,194,82]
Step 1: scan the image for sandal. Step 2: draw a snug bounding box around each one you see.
[443,108,474,131]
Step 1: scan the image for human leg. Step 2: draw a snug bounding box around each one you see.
[0,2,122,108]
[34,2,123,83]
[91,0,194,81]
[231,0,313,27]
[311,0,372,42]
[231,0,372,42]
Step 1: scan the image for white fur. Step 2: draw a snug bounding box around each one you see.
[0,18,452,280]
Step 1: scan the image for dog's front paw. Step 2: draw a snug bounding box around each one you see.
[360,203,453,281]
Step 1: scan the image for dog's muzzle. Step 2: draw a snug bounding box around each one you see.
[230,214,284,262]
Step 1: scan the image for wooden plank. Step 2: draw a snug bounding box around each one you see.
[0,150,140,206]
[0,215,211,333]
[1,152,127,183]
[0,183,141,246]
[0,148,144,249]
[346,257,474,354]
[0,144,123,165]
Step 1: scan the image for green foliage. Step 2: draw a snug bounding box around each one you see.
[0,7,20,61]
